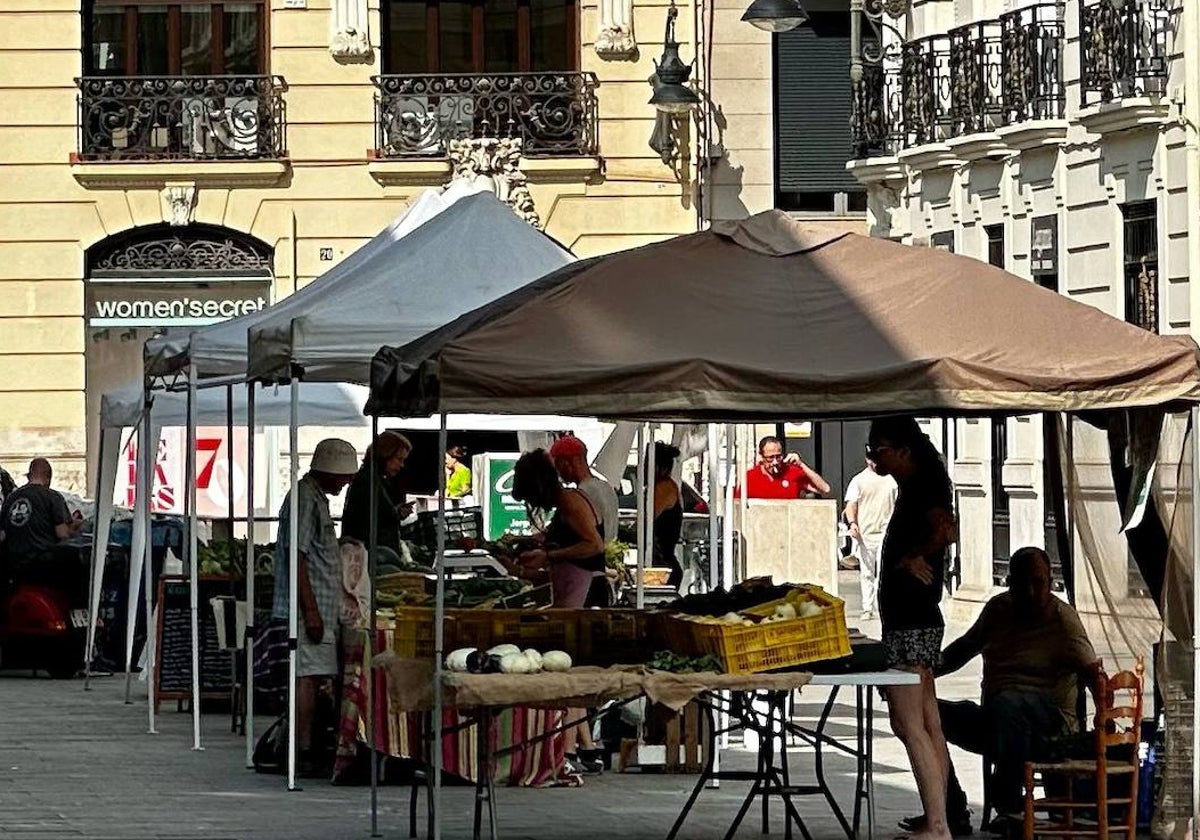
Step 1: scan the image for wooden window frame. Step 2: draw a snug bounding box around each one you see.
[384,0,579,75]
[86,0,267,76]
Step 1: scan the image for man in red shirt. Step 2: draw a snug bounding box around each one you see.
[744,435,830,499]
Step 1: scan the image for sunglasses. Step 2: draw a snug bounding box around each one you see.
[865,443,895,459]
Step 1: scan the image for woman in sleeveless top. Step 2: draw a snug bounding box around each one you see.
[650,442,684,588]
[512,449,609,608]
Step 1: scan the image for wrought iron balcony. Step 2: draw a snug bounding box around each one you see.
[1000,3,1066,123]
[948,20,1003,136]
[851,62,904,159]
[900,34,953,147]
[1079,0,1170,106]
[851,5,1066,159]
[372,72,600,159]
[76,75,287,162]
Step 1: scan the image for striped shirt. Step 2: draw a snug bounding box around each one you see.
[272,473,342,631]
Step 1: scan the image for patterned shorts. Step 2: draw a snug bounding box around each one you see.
[882,626,944,671]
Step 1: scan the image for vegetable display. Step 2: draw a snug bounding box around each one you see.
[444,646,572,675]
[648,651,723,673]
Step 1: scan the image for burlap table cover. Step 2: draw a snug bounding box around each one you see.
[372,653,812,712]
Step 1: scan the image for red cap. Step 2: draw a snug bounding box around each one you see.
[549,435,587,459]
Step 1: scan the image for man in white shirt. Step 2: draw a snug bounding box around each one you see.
[843,455,897,620]
[549,435,618,543]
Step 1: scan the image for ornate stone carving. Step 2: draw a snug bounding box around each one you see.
[162,184,197,227]
[595,0,637,59]
[330,0,372,61]
[447,137,541,227]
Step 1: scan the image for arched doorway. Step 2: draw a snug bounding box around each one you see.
[83,224,273,482]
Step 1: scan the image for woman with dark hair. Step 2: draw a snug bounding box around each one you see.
[650,442,684,588]
[511,449,609,608]
[341,431,413,554]
[867,416,956,840]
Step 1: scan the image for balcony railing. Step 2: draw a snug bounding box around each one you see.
[1000,3,1066,123]
[1079,0,1170,105]
[76,75,287,162]
[900,35,952,147]
[852,3,1065,158]
[372,73,600,159]
[948,20,1003,136]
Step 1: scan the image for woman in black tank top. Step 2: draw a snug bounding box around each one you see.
[512,450,609,607]
[650,442,684,588]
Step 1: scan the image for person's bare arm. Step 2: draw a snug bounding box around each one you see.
[844,499,861,540]
[899,505,956,584]
[936,603,991,676]
[296,551,323,642]
[796,459,831,495]
[653,479,678,518]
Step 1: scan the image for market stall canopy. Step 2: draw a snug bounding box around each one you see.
[368,210,1200,420]
[99,381,372,429]
[142,183,486,383]
[244,192,574,385]
[100,380,602,434]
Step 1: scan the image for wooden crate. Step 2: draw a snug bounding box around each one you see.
[619,700,709,774]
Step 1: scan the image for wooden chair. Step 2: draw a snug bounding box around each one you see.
[1021,658,1144,840]
[982,668,1092,829]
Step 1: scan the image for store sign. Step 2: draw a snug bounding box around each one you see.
[479,453,534,540]
[117,427,249,518]
[86,279,271,327]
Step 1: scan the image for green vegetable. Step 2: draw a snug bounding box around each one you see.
[648,650,724,674]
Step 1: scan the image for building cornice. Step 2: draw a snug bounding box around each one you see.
[70,158,291,190]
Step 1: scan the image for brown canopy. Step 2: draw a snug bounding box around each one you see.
[367,210,1200,420]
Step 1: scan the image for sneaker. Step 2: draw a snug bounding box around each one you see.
[564,753,602,776]
[898,811,973,837]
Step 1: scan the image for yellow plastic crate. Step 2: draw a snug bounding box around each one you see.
[669,586,851,674]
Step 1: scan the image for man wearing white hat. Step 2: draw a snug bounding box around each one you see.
[272,438,358,776]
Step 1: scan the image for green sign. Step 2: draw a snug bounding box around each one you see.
[481,454,534,540]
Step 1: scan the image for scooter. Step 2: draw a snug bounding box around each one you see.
[0,551,91,679]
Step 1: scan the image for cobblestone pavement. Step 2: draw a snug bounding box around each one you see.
[0,574,987,840]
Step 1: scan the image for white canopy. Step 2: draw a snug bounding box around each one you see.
[141,184,485,382]
[245,191,574,385]
[99,381,373,429]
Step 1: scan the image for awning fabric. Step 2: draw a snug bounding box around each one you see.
[368,210,1200,420]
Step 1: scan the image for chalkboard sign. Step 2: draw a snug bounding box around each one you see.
[155,575,236,707]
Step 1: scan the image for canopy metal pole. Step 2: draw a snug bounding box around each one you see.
[126,385,151,704]
[368,413,381,837]
[244,382,257,768]
[187,360,203,751]
[433,412,448,840]
[143,389,157,734]
[707,424,719,592]
[286,377,300,791]
[722,424,736,592]
[83,425,107,690]
[1190,404,1200,838]
[635,425,646,609]
[643,427,657,602]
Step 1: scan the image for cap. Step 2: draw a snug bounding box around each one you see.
[310,438,359,476]
[549,435,588,460]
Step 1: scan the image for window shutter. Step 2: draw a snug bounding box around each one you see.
[774,12,859,195]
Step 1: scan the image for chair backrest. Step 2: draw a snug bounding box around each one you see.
[1092,657,1145,762]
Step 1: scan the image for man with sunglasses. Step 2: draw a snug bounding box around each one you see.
[744,435,830,499]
